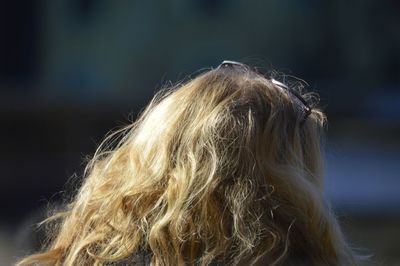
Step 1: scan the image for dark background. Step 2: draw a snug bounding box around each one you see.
[1,1,399,265]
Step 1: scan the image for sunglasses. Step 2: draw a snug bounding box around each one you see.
[218,60,311,124]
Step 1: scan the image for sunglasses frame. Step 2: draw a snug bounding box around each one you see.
[218,60,312,124]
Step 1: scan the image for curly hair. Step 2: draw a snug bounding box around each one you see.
[17,62,357,265]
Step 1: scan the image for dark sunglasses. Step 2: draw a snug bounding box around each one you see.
[218,60,311,124]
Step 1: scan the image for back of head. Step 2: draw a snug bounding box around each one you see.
[17,61,357,266]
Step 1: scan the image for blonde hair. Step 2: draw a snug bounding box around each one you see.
[17,62,357,265]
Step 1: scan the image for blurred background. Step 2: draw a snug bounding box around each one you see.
[1,0,399,265]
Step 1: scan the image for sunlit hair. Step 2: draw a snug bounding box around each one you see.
[17,63,357,265]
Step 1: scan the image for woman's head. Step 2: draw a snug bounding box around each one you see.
[18,61,356,265]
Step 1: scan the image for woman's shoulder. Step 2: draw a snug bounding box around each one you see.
[106,249,152,266]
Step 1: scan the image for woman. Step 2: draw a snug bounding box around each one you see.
[17,61,357,265]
